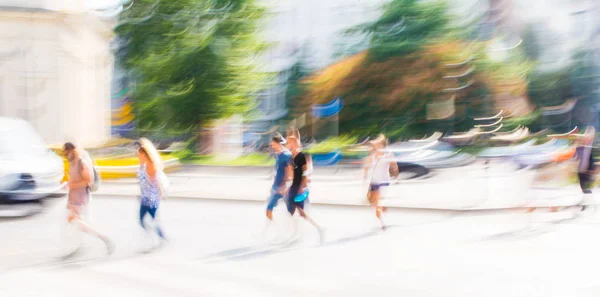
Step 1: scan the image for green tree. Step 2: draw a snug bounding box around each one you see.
[571,49,598,104]
[521,24,541,61]
[284,43,316,118]
[346,0,451,60]
[295,0,534,136]
[115,0,272,130]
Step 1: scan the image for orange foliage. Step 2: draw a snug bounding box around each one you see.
[295,41,532,128]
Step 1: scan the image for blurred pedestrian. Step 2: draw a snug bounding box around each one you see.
[363,134,399,230]
[529,126,597,213]
[62,142,114,255]
[573,126,597,211]
[135,138,167,242]
[285,131,324,243]
[263,135,292,232]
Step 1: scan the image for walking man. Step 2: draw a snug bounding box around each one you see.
[265,135,292,221]
[285,132,324,243]
[63,142,114,255]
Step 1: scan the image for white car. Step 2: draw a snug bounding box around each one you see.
[0,117,65,216]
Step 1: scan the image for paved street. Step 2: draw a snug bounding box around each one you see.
[100,161,593,210]
[2,196,600,296]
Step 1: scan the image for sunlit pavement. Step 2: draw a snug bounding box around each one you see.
[2,197,600,296]
[98,162,595,210]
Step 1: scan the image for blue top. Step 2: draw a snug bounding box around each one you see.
[138,164,161,208]
[272,150,292,190]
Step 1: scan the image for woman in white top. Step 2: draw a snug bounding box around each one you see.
[363,134,399,230]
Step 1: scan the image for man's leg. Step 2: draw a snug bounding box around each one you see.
[262,192,282,238]
[297,203,324,244]
[266,192,282,220]
[286,188,299,216]
[579,173,593,211]
[71,206,114,254]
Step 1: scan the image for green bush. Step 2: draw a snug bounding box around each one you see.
[305,135,359,154]
[502,111,541,131]
[171,148,194,160]
[186,153,274,166]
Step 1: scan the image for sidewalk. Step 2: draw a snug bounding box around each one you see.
[97,163,595,210]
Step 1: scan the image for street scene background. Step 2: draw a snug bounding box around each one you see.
[3,0,600,296]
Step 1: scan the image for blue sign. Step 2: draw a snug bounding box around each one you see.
[311,97,343,118]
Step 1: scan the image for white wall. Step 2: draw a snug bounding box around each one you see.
[0,9,114,146]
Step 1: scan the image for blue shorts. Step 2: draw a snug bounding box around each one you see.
[369,183,390,192]
[266,190,283,211]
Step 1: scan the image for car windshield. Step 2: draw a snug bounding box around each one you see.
[0,121,49,157]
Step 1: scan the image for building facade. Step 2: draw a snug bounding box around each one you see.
[0,0,115,146]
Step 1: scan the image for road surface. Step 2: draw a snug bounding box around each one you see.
[2,196,600,297]
[99,161,592,210]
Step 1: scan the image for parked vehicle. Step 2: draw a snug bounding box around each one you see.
[0,117,65,216]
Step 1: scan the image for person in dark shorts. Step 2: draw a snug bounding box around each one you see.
[574,126,597,211]
[265,135,292,221]
[285,131,324,243]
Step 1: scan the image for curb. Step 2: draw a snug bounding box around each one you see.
[93,192,589,212]
[102,174,364,184]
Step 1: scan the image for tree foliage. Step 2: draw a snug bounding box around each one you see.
[346,0,451,61]
[115,0,272,130]
[521,24,540,61]
[293,0,533,136]
[527,48,599,109]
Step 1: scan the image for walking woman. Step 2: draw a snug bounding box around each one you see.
[363,134,398,230]
[135,138,167,242]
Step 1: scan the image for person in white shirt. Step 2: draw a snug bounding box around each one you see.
[363,134,399,230]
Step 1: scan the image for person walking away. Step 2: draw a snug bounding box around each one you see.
[135,138,167,243]
[285,133,324,243]
[363,135,398,230]
[574,126,597,212]
[62,142,114,255]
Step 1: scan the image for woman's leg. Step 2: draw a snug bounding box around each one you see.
[139,204,149,230]
[370,190,385,229]
[147,206,166,239]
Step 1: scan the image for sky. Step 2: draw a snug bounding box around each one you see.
[86,0,123,9]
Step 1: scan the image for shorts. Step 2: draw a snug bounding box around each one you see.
[578,173,594,194]
[286,186,306,214]
[369,183,390,192]
[67,203,90,221]
[266,190,284,211]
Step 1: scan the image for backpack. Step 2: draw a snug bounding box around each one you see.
[157,170,170,198]
[87,156,101,192]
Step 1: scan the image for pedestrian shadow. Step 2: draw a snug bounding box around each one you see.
[202,239,302,263]
[321,229,384,247]
[469,218,577,243]
[199,246,258,261]
[201,226,407,263]
[472,227,550,242]
[6,248,159,272]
